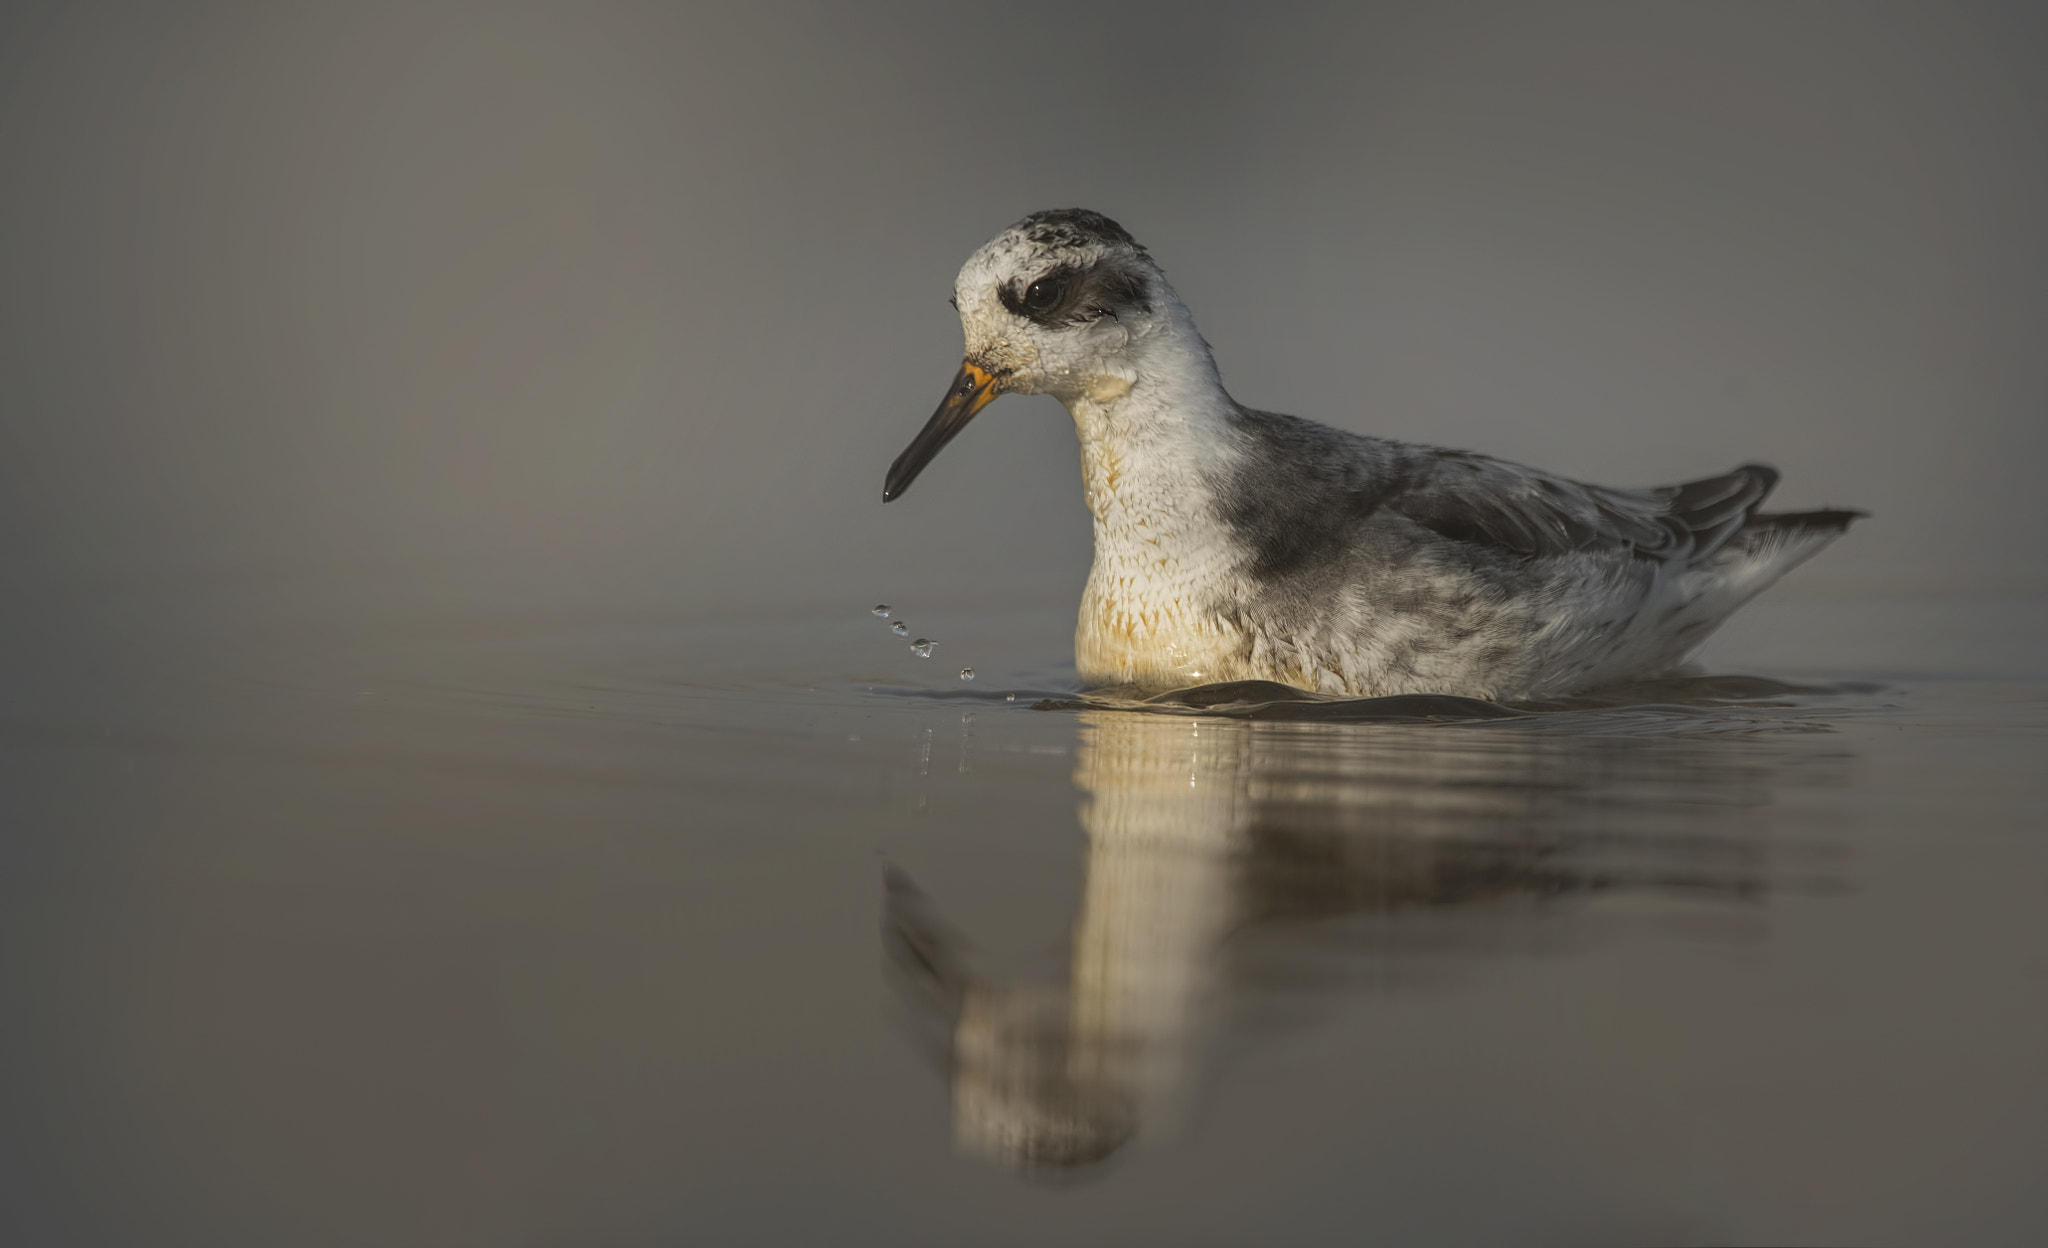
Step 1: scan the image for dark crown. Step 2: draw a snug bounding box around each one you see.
[1014,208,1144,253]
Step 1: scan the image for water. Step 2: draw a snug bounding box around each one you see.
[874,605,892,618]
[2,590,2044,1245]
[892,621,910,636]
[912,638,936,659]
[961,668,977,682]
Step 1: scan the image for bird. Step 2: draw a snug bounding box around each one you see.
[884,209,1862,702]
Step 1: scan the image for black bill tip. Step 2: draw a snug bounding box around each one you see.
[883,360,999,502]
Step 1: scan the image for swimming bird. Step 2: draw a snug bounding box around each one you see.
[884,209,1861,701]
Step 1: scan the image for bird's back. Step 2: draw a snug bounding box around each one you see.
[1186,408,1859,700]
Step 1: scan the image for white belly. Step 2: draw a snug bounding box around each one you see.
[1074,572,1244,689]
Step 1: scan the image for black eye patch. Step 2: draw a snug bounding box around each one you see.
[1023,274,1066,315]
[997,259,1151,328]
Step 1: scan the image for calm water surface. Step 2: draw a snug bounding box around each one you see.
[2,592,2044,1245]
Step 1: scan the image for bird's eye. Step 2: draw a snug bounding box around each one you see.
[1023,275,1064,314]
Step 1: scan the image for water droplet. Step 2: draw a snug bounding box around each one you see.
[872,605,891,618]
[1005,693,1016,702]
[911,638,935,658]
[890,622,909,636]
[959,668,976,681]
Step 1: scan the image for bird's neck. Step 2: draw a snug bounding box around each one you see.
[1059,303,1238,524]
[1060,306,1246,686]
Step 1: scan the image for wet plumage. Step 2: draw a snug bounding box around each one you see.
[887,209,1862,700]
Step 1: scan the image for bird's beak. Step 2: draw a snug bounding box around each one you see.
[884,360,1000,502]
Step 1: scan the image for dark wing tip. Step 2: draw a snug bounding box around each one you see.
[1747,507,1867,531]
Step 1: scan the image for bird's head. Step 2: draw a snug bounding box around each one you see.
[885,209,1169,502]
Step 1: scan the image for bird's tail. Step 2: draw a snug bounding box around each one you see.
[1715,506,1866,596]
[1737,507,1865,553]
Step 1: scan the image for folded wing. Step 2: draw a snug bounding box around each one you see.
[1388,451,1781,564]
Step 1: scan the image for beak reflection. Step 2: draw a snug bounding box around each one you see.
[884,360,1000,502]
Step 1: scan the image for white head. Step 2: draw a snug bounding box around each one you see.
[885,209,1214,502]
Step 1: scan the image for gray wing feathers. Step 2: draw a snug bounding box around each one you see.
[1655,464,1780,557]
[1392,453,1782,565]
[1220,409,1827,573]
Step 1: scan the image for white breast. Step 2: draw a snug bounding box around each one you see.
[1066,390,1249,689]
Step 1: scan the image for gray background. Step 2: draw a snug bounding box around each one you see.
[2,2,2042,644]
[2,9,2046,1245]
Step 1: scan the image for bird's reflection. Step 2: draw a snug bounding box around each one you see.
[885,703,1849,1178]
